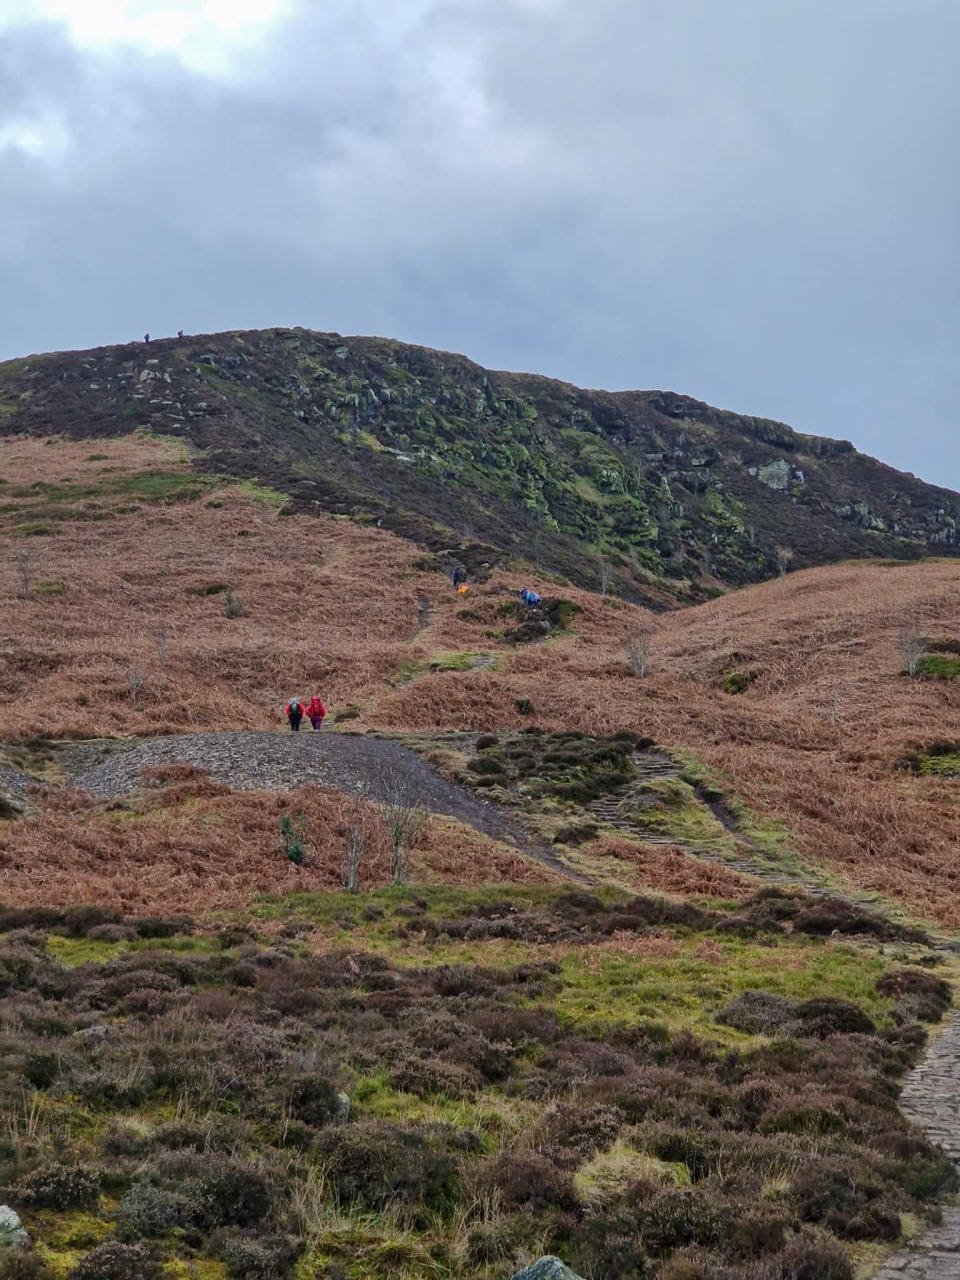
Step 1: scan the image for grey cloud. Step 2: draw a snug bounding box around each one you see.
[1,0,958,485]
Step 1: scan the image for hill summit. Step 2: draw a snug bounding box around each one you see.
[1,326,957,602]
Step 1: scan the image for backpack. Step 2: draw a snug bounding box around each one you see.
[288,700,302,716]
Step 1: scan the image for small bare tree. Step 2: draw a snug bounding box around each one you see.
[224,590,245,619]
[374,762,428,886]
[774,545,794,578]
[127,664,145,710]
[342,794,373,893]
[625,631,651,677]
[16,551,35,600]
[155,628,168,666]
[899,629,926,678]
[599,556,612,597]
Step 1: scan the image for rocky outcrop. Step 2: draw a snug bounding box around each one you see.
[510,1259,584,1280]
[0,1205,30,1252]
[2,328,957,604]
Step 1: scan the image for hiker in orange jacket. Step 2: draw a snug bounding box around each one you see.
[306,697,326,731]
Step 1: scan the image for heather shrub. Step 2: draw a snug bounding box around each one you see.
[793,1160,898,1240]
[757,1228,853,1279]
[100,1118,153,1158]
[792,997,875,1036]
[114,1182,191,1239]
[474,1151,580,1213]
[316,1122,460,1215]
[189,1160,273,1229]
[716,991,798,1035]
[132,916,193,939]
[631,1188,733,1257]
[215,1231,301,1280]
[537,1103,628,1169]
[877,968,951,1023]
[0,1252,56,1280]
[86,924,136,943]
[14,1162,100,1209]
[66,1243,163,1280]
[287,1076,340,1126]
[389,1053,481,1100]
[717,992,874,1039]
[23,1051,60,1090]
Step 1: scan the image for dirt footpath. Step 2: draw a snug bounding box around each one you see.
[57,730,572,876]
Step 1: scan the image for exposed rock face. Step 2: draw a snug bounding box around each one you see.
[2,327,957,605]
[0,1205,30,1251]
[510,1259,584,1280]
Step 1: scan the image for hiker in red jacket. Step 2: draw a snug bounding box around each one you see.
[286,698,304,732]
[306,697,326,731]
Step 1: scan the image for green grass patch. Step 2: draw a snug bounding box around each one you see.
[554,935,892,1041]
[619,776,734,852]
[232,477,288,508]
[389,651,495,686]
[918,654,960,680]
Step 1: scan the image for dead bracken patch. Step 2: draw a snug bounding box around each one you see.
[0,778,554,913]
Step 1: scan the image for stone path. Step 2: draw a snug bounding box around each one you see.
[584,750,840,897]
[873,1013,960,1278]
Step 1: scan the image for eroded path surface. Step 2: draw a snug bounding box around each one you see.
[874,1014,960,1278]
[55,731,575,877]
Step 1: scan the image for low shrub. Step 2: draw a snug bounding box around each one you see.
[316,1122,459,1215]
[0,1253,56,1280]
[287,1076,340,1127]
[474,1151,579,1213]
[716,991,874,1038]
[216,1231,302,1280]
[114,1182,191,1239]
[66,1243,163,1280]
[389,1053,481,1100]
[877,968,951,1023]
[14,1162,100,1210]
[794,1160,898,1241]
[191,1160,273,1229]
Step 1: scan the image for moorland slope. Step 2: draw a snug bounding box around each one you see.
[1,387,960,1280]
[2,433,959,925]
[2,327,958,604]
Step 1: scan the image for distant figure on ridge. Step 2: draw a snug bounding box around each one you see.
[452,565,465,591]
[177,329,184,339]
[143,333,150,343]
[286,697,304,732]
[306,696,326,731]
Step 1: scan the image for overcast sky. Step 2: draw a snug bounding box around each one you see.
[1,1,958,487]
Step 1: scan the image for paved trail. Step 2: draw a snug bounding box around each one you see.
[874,1014,960,1278]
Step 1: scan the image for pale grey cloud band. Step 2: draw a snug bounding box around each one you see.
[1,0,958,485]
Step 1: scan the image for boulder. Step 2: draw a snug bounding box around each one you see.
[334,1091,350,1123]
[510,1259,584,1280]
[0,1204,30,1251]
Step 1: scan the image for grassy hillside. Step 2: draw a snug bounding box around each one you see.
[3,434,960,927]
[1,328,958,605]
[3,432,960,1278]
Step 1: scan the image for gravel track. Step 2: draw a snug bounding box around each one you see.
[59,730,575,877]
[0,764,31,800]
